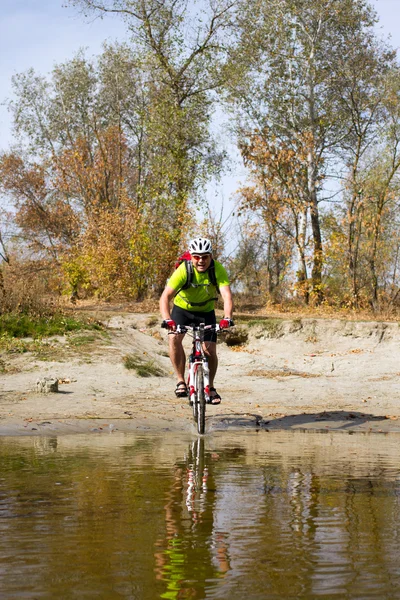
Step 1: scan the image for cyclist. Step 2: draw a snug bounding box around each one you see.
[160,237,234,404]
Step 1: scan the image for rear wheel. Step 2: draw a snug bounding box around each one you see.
[195,364,206,435]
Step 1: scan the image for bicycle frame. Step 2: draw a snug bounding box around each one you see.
[176,323,220,434]
[189,325,210,404]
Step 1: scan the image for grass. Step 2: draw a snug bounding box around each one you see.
[146,315,159,327]
[0,333,54,355]
[123,352,165,377]
[67,333,103,347]
[0,313,108,362]
[235,315,274,324]
[236,315,284,328]
[0,312,103,339]
[223,328,249,346]
[60,330,111,363]
[289,318,303,332]
[248,369,320,378]
[244,318,284,338]
[247,317,282,328]
[0,334,71,363]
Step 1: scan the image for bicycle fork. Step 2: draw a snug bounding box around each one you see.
[188,357,210,404]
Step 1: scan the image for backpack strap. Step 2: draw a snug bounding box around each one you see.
[174,259,193,295]
[208,259,220,293]
[181,259,193,290]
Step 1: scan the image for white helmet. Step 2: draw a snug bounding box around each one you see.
[189,237,213,254]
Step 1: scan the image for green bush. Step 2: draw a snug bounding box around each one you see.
[123,353,164,377]
[0,313,103,339]
[0,334,54,354]
[247,318,283,338]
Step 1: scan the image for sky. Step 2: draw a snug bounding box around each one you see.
[0,0,399,209]
[0,0,129,149]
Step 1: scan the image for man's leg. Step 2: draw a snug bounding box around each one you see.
[203,341,218,387]
[169,333,186,383]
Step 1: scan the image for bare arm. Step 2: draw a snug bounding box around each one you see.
[219,285,233,319]
[160,285,176,320]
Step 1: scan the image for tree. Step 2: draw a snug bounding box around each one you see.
[69,0,234,235]
[0,153,80,262]
[323,66,400,310]
[331,27,397,306]
[239,131,313,301]
[3,36,226,298]
[0,207,11,266]
[226,0,386,303]
[0,206,12,298]
[227,211,292,301]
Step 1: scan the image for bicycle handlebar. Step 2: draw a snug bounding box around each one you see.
[175,324,222,334]
[161,321,235,334]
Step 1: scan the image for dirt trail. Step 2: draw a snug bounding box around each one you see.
[1,312,400,435]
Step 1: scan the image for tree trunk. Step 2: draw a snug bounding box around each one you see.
[307,145,323,304]
[310,194,323,304]
[295,205,309,303]
[0,267,4,302]
[369,196,384,311]
[307,42,323,305]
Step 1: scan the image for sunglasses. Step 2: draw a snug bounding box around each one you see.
[192,253,211,261]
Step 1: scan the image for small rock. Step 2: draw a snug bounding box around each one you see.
[35,377,59,393]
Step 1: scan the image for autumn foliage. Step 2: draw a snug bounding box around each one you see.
[1,0,400,314]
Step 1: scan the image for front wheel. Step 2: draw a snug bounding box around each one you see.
[195,364,206,435]
[191,375,198,421]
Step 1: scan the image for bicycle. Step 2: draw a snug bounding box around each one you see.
[185,437,208,517]
[175,323,221,435]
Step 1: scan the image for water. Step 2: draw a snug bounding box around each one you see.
[1,430,400,599]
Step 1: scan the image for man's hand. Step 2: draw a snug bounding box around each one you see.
[219,317,234,329]
[161,319,177,331]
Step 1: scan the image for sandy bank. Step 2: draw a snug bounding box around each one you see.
[1,312,399,436]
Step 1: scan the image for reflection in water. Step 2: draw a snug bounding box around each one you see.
[1,431,400,598]
[155,438,231,599]
[186,439,209,519]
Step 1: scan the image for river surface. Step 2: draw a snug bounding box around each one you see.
[1,430,400,599]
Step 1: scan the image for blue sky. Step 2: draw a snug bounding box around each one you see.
[0,0,399,208]
[0,1,128,149]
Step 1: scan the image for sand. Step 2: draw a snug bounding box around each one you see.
[1,311,399,436]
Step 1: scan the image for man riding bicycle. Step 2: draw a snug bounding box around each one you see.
[160,237,234,404]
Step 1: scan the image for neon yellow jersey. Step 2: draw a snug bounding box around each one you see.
[167,260,230,312]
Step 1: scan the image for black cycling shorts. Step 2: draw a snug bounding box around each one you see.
[171,305,217,342]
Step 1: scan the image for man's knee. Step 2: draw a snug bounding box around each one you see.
[169,334,185,351]
[203,341,217,358]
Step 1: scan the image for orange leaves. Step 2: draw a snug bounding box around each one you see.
[0,152,81,256]
[238,131,317,215]
[53,125,130,213]
[1,119,191,301]
[237,130,313,222]
[0,153,47,203]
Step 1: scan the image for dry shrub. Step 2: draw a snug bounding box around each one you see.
[234,293,400,322]
[222,327,249,346]
[247,369,320,378]
[1,259,61,316]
